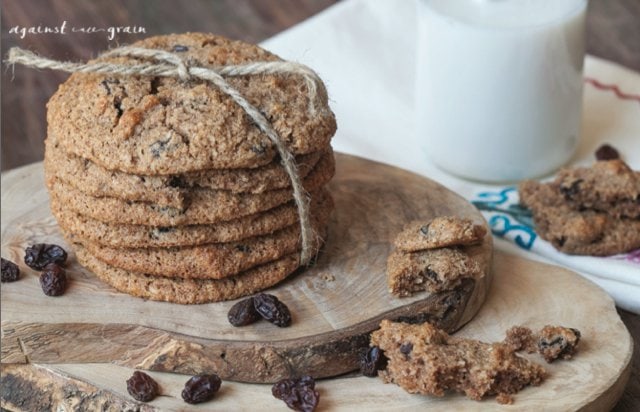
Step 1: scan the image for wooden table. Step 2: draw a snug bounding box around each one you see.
[1,1,638,410]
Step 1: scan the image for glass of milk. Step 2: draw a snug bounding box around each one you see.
[416,0,587,182]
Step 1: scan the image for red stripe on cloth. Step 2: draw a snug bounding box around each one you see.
[584,77,640,104]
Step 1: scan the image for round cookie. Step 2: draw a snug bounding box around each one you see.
[45,133,327,208]
[46,32,337,175]
[52,190,332,248]
[74,246,303,304]
[46,151,335,226]
[64,198,332,279]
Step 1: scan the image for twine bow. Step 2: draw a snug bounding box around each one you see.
[6,46,325,265]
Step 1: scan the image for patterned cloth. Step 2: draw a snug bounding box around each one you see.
[264,0,640,313]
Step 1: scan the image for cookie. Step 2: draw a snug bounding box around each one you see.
[555,159,640,219]
[371,320,546,404]
[46,33,336,175]
[47,151,335,226]
[519,181,640,255]
[536,325,581,363]
[51,190,332,248]
[394,217,487,252]
[387,245,487,297]
[45,134,327,208]
[505,325,581,363]
[75,246,303,304]
[66,199,332,279]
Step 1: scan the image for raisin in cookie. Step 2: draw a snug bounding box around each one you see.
[66,201,331,279]
[47,152,334,226]
[371,320,546,404]
[46,33,336,175]
[394,216,487,252]
[46,134,327,208]
[519,181,640,255]
[505,325,581,363]
[555,160,640,219]
[387,245,487,297]
[52,190,331,248]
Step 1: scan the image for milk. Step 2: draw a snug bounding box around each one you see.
[416,0,587,182]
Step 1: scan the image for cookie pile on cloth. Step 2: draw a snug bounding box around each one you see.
[43,33,337,304]
[519,158,640,256]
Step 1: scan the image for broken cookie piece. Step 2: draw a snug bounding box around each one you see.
[371,320,546,404]
[387,215,489,298]
[387,245,486,297]
[394,216,487,252]
[555,159,640,219]
[537,325,581,363]
[505,325,582,363]
[519,180,640,256]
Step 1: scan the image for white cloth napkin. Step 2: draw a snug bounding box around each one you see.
[262,0,640,313]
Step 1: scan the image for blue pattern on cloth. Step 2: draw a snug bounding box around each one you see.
[471,187,537,250]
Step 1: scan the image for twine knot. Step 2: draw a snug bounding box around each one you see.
[5,45,326,266]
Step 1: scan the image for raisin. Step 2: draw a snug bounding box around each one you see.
[400,342,413,355]
[24,243,67,270]
[167,176,186,188]
[100,78,119,95]
[425,268,439,282]
[595,143,620,161]
[1,258,20,282]
[172,44,189,52]
[126,371,159,402]
[272,376,319,412]
[228,297,261,327]
[251,144,267,155]
[537,326,581,363]
[39,263,67,296]
[253,293,292,327]
[235,244,251,253]
[359,346,388,377]
[146,78,159,96]
[181,374,221,404]
[150,137,172,158]
[559,179,583,200]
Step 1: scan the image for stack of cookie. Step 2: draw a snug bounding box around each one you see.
[519,158,640,256]
[387,216,488,297]
[43,33,337,304]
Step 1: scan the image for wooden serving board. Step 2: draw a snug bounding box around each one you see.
[1,153,492,384]
[1,253,632,411]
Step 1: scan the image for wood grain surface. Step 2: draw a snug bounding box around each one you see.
[1,0,639,410]
[1,154,492,383]
[0,252,632,411]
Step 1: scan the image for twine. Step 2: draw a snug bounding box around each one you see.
[6,46,323,265]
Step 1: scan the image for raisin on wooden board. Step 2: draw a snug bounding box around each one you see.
[39,263,67,296]
[359,346,388,377]
[181,374,221,404]
[24,243,67,270]
[126,371,159,402]
[1,258,20,282]
[228,297,261,327]
[253,293,292,327]
[272,375,319,412]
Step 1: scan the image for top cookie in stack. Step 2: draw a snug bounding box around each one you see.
[43,33,337,304]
